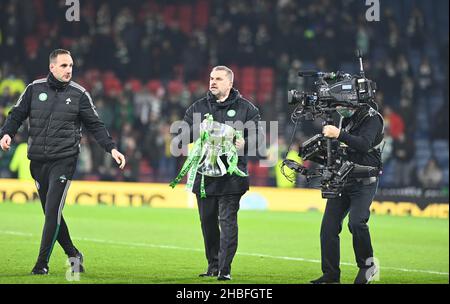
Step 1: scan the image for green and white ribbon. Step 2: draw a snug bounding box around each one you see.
[170,114,247,198]
[225,130,247,177]
[169,118,210,197]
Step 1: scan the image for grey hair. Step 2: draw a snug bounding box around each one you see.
[212,65,234,83]
[49,49,71,63]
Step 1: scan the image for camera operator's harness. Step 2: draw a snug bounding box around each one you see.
[281,53,384,198]
[339,105,385,177]
[282,104,384,198]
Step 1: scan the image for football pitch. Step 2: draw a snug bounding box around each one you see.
[0,202,448,284]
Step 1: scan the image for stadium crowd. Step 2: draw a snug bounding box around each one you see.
[0,0,448,189]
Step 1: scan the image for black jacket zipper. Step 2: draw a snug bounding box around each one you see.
[43,90,58,157]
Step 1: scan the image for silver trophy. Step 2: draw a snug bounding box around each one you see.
[198,119,236,177]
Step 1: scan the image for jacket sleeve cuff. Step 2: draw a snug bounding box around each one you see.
[106,143,117,153]
[0,130,11,139]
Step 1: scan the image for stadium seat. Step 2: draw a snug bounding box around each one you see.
[146,80,163,93]
[432,140,449,168]
[415,150,432,171]
[139,159,153,176]
[253,163,269,186]
[229,65,240,86]
[102,72,123,96]
[187,80,201,94]
[379,160,396,187]
[24,36,39,55]
[408,50,422,76]
[163,5,177,27]
[33,0,45,19]
[194,0,209,29]
[241,67,257,97]
[167,80,184,95]
[429,95,444,117]
[257,67,274,103]
[125,79,143,93]
[173,65,184,80]
[443,169,449,185]
[178,5,193,34]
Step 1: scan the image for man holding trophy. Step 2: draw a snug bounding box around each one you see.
[171,66,262,281]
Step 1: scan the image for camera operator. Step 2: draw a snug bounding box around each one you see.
[311,103,384,284]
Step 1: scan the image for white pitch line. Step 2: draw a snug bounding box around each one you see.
[1,230,448,276]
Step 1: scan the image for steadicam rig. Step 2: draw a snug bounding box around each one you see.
[281,52,380,199]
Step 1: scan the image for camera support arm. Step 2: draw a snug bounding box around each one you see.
[324,113,334,168]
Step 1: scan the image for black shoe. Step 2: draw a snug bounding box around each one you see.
[310,276,340,284]
[354,266,378,284]
[31,264,49,275]
[69,251,85,273]
[217,274,232,281]
[199,270,218,277]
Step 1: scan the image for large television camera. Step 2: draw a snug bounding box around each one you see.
[287,55,377,121]
[282,53,380,199]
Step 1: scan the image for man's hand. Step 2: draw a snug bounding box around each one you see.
[0,135,12,151]
[235,137,245,150]
[111,149,126,169]
[322,125,340,139]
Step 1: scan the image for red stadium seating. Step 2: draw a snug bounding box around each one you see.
[102,71,123,96]
[240,67,257,98]
[194,0,209,30]
[163,5,177,27]
[146,79,163,93]
[257,67,274,103]
[178,5,193,34]
[167,80,184,95]
[125,79,143,93]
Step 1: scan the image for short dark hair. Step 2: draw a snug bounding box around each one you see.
[49,49,71,63]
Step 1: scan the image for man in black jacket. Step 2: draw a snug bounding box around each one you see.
[311,104,384,284]
[181,66,262,281]
[0,49,126,275]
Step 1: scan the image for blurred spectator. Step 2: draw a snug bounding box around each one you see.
[75,137,93,180]
[407,6,426,50]
[383,106,405,140]
[122,137,141,182]
[133,87,162,126]
[275,141,302,188]
[182,37,207,80]
[431,101,449,140]
[8,139,32,180]
[392,133,416,187]
[157,122,177,181]
[95,97,114,130]
[0,87,14,108]
[418,158,443,188]
[0,75,26,96]
[0,144,15,178]
[417,56,434,98]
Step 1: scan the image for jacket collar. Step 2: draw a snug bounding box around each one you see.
[47,72,69,91]
[206,88,241,108]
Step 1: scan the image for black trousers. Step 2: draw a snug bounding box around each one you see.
[30,156,78,266]
[196,194,242,275]
[319,179,378,280]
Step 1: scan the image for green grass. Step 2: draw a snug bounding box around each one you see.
[0,202,448,284]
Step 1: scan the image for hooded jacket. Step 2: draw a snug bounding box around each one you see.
[182,88,262,196]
